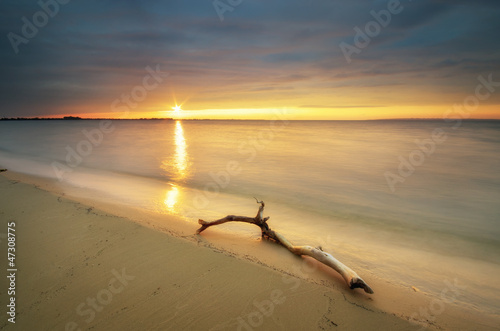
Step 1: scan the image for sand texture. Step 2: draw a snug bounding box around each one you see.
[0,174,496,330]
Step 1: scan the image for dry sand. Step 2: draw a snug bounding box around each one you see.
[0,173,496,330]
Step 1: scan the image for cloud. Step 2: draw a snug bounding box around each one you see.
[0,0,499,118]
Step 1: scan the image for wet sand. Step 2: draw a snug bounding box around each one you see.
[0,173,496,330]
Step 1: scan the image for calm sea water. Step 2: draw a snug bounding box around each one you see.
[1,119,499,314]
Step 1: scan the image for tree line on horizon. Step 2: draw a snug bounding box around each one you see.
[0,116,175,121]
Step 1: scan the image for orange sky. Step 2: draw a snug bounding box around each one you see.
[63,86,500,120]
[3,2,500,120]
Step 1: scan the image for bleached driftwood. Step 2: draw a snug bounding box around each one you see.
[197,199,374,294]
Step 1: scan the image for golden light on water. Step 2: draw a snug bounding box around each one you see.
[172,121,188,179]
[162,120,191,212]
[164,184,179,211]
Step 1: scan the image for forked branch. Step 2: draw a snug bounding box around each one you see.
[197,200,373,294]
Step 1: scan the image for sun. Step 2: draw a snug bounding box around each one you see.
[172,105,182,112]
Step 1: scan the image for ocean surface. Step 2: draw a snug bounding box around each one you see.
[1,119,499,316]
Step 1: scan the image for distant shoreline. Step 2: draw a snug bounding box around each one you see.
[0,116,174,121]
[1,117,500,122]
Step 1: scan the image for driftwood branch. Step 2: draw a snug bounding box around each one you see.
[197,199,374,294]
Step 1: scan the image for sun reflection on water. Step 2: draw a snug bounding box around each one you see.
[172,121,189,180]
[162,120,191,213]
[164,184,179,210]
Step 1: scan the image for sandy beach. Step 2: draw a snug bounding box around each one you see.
[2,0,500,329]
[0,172,497,330]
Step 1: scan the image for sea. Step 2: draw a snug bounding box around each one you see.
[1,118,499,318]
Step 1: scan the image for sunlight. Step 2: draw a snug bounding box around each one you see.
[164,184,179,211]
[172,104,182,112]
[161,120,191,212]
[173,121,188,178]
[161,120,190,180]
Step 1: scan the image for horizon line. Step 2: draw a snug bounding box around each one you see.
[2,117,500,122]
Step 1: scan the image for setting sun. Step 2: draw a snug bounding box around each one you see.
[2,1,500,329]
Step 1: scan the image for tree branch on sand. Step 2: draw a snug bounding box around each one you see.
[196,198,374,294]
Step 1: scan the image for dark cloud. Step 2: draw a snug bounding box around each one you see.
[1,0,499,117]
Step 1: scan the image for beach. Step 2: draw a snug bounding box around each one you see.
[0,171,498,330]
[2,0,500,328]
[0,171,416,330]
[1,119,500,330]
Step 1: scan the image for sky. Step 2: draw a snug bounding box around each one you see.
[1,0,500,120]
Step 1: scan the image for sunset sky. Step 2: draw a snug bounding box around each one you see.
[1,0,500,120]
